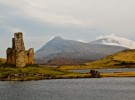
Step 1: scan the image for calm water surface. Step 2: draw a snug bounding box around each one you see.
[70,68,135,73]
[0,78,135,100]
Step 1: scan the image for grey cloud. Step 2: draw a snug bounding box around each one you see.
[1,0,135,57]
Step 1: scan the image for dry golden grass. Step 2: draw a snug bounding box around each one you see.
[59,49,135,70]
[101,72,135,77]
[86,49,135,69]
[0,58,6,64]
[59,65,91,70]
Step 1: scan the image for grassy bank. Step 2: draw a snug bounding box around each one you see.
[58,64,134,70]
[59,66,135,77]
[1,64,135,81]
[59,65,101,70]
[0,65,91,81]
[101,72,135,77]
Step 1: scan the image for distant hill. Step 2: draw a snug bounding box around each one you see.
[86,49,135,68]
[0,58,6,64]
[35,36,126,65]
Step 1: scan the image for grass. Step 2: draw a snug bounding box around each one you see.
[59,49,135,70]
[0,64,91,81]
[0,58,6,65]
[86,49,135,69]
[59,65,91,70]
[1,64,135,80]
[101,72,135,77]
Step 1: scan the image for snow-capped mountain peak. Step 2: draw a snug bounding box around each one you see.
[91,34,135,49]
[76,39,86,43]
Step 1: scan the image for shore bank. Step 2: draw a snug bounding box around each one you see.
[1,65,135,81]
[0,65,92,81]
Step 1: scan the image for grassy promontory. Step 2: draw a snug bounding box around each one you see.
[0,64,91,81]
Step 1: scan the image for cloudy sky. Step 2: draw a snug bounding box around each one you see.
[0,0,135,58]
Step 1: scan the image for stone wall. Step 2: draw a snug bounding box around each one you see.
[27,48,34,64]
[6,32,34,67]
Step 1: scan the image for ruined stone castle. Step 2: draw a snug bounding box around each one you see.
[6,32,34,67]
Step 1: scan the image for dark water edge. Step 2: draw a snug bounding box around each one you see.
[0,78,135,100]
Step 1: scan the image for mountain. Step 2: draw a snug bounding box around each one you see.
[35,36,126,65]
[90,34,135,49]
[86,49,135,68]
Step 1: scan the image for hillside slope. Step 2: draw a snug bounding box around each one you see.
[86,49,135,68]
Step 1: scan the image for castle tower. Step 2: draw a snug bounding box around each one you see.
[14,32,26,67]
[14,33,25,51]
[6,32,34,67]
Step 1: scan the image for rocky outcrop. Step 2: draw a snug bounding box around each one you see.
[90,70,101,78]
[6,32,34,67]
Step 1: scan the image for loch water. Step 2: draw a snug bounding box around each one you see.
[70,68,135,73]
[0,78,135,100]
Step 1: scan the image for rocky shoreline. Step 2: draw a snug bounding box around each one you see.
[1,65,135,81]
[0,73,92,81]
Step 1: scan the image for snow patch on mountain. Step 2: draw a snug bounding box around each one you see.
[94,34,135,49]
[76,39,86,43]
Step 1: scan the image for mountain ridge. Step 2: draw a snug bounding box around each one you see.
[35,36,127,65]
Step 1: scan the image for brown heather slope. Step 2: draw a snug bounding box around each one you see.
[46,57,79,66]
[86,49,135,69]
[59,49,135,70]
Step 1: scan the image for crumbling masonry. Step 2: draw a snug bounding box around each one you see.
[6,32,34,67]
